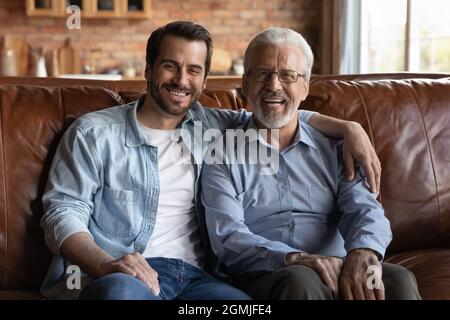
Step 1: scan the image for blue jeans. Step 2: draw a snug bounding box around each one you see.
[78,257,250,300]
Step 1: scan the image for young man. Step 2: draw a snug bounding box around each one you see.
[201,27,421,300]
[41,21,381,300]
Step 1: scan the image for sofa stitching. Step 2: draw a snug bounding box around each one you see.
[0,89,8,288]
[404,80,442,234]
[58,87,65,126]
[108,80,114,93]
[349,81,382,203]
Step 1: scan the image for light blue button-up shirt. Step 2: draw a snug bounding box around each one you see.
[201,114,392,277]
[40,96,315,297]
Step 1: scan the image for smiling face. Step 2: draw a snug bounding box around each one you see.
[145,34,207,117]
[243,43,309,129]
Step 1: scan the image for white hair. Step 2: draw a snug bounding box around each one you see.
[244,27,314,81]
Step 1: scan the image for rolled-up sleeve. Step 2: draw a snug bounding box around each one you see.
[41,123,100,255]
[336,146,392,259]
[201,160,299,275]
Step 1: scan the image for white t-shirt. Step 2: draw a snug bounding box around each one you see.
[139,124,204,269]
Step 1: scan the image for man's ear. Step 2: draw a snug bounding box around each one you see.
[242,74,248,96]
[144,64,151,82]
[202,77,207,90]
[301,80,309,101]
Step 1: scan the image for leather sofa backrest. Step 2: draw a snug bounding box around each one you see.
[0,74,449,291]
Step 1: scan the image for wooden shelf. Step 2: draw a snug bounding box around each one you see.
[65,0,91,16]
[90,0,121,18]
[122,0,151,19]
[26,0,151,18]
[26,0,61,17]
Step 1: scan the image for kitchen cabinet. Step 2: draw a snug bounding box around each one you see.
[90,0,121,18]
[26,0,61,17]
[65,0,90,16]
[121,0,151,18]
[26,0,151,18]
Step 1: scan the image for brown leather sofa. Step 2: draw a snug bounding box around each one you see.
[0,73,449,300]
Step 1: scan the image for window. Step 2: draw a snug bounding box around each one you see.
[360,0,450,73]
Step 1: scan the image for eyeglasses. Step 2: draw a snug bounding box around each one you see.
[248,69,305,83]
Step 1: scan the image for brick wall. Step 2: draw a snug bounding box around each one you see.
[0,0,320,76]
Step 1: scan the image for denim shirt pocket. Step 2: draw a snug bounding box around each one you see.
[97,185,141,238]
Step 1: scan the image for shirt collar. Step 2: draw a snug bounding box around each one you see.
[125,97,147,148]
[298,119,317,150]
[185,103,200,123]
[125,96,199,148]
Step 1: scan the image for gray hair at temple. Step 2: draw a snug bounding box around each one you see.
[244,27,314,81]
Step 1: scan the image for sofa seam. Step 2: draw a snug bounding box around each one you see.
[404,80,442,233]
[58,87,65,127]
[0,90,8,288]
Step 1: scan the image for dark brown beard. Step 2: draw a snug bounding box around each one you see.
[150,82,197,116]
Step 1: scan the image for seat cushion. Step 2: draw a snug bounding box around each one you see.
[386,248,450,299]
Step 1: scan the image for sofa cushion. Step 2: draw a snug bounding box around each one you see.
[386,248,450,299]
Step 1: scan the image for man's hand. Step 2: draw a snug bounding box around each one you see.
[343,121,381,194]
[60,233,160,296]
[97,252,160,296]
[340,248,384,300]
[286,253,343,299]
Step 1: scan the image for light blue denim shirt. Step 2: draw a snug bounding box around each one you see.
[200,114,392,277]
[40,97,315,297]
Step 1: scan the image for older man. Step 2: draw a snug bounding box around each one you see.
[201,27,421,300]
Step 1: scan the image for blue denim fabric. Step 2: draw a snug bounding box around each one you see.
[78,258,250,300]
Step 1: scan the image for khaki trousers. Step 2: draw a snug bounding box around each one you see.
[233,262,421,300]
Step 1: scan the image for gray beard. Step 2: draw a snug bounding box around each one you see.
[253,102,293,129]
